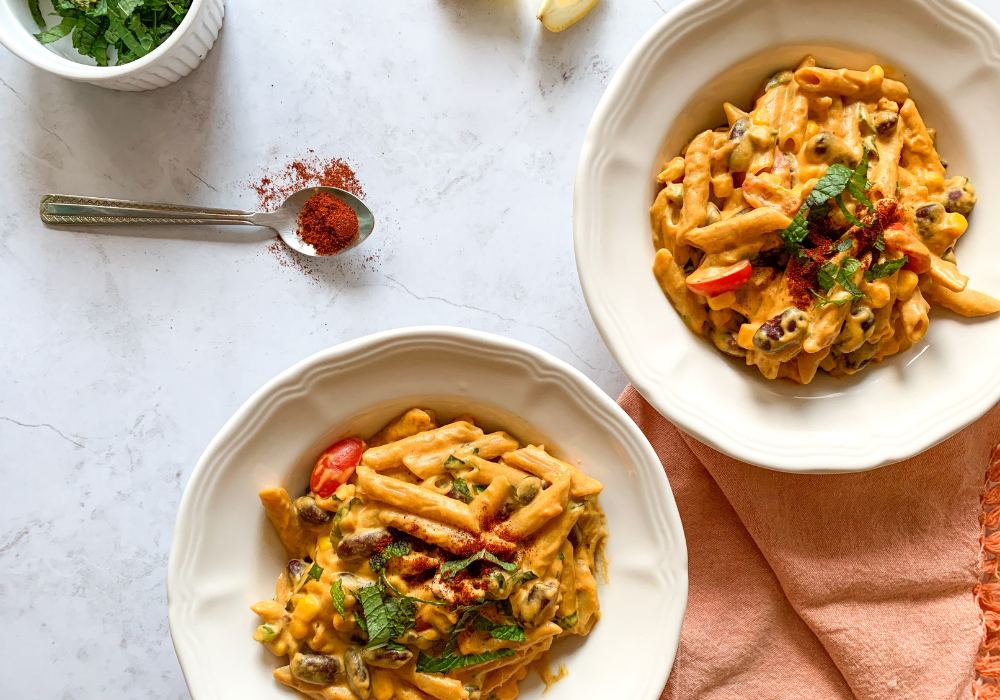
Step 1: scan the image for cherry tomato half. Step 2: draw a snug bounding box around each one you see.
[310,437,364,498]
[686,260,753,296]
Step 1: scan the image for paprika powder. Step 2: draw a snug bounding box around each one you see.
[297,192,359,255]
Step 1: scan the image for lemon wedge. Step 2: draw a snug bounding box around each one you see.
[537,0,600,32]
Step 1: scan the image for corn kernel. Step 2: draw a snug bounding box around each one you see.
[806,120,821,139]
[925,171,944,191]
[317,537,333,553]
[752,109,770,126]
[289,619,309,639]
[273,640,287,656]
[707,291,736,311]
[293,594,321,623]
[940,212,968,239]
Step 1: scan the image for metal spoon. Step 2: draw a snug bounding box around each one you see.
[39,187,375,257]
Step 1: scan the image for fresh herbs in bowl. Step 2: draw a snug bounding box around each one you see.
[28,0,191,66]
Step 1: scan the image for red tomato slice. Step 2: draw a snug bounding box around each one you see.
[310,437,364,498]
[685,260,753,296]
[883,223,931,274]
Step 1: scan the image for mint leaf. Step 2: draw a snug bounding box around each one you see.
[556,611,579,630]
[807,164,853,207]
[332,498,360,538]
[810,290,854,307]
[439,550,517,579]
[370,540,412,575]
[468,615,525,641]
[358,585,416,649]
[443,455,467,472]
[415,649,515,674]
[28,0,46,29]
[818,262,839,293]
[782,163,861,253]
[835,239,853,253]
[36,16,77,43]
[865,256,908,282]
[452,477,473,503]
[307,562,323,581]
[359,586,391,647]
[443,602,487,656]
[330,580,346,617]
[846,149,874,211]
[836,194,864,227]
[489,624,525,641]
[780,206,809,252]
[819,258,864,297]
[355,610,369,635]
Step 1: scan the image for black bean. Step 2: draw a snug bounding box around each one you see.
[515,477,542,505]
[728,116,749,141]
[290,653,343,685]
[873,111,898,136]
[943,177,976,216]
[286,559,309,581]
[361,645,413,669]
[513,579,560,628]
[294,496,332,526]
[752,308,809,353]
[337,529,394,560]
[344,646,371,699]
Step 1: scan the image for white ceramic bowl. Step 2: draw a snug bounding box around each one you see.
[0,0,224,91]
[167,327,687,700]
[574,0,1000,473]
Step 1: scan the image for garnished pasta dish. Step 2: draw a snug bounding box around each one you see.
[650,55,1000,382]
[252,408,607,700]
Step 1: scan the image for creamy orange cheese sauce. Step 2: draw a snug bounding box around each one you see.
[253,408,608,700]
[651,55,999,383]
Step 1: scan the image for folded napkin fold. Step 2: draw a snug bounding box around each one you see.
[617,385,1000,700]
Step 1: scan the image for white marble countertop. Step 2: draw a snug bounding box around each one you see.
[5,0,1000,696]
[0,0,671,696]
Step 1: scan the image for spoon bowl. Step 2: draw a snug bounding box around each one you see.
[261,187,375,257]
[40,187,375,258]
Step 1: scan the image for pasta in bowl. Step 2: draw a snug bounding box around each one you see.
[252,408,607,700]
[650,55,999,383]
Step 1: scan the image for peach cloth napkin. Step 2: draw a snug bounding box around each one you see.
[617,385,1000,700]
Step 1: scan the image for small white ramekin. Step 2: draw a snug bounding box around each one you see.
[0,0,224,91]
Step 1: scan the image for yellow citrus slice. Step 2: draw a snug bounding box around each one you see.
[537,0,601,32]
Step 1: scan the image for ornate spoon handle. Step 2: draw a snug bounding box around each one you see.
[40,194,258,226]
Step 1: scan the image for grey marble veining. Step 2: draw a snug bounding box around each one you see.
[0,0,670,696]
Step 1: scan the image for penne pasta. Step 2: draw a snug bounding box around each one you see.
[496,473,571,542]
[362,422,483,471]
[650,55,988,382]
[253,409,606,700]
[367,408,438,448]
[500,445,603,498]
[357,466,480,532]
[403,431,521,479]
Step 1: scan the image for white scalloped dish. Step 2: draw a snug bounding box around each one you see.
[574,0,1000,472]
[167,327,687,700]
